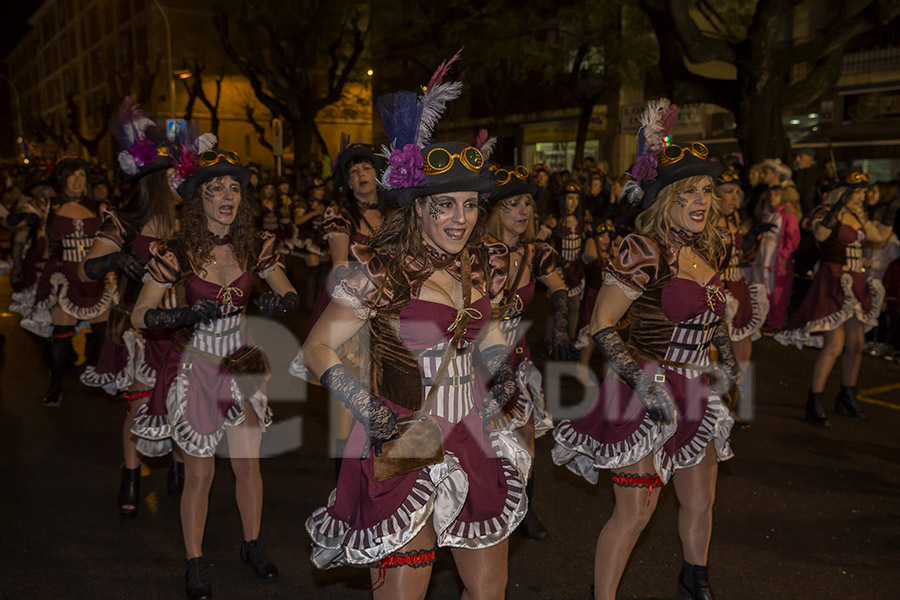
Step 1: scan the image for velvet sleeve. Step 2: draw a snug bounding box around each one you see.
[145,239,187,287]
[253,231,284,278]
[96,208,130,249]
[531,241,559,278]
[473,239,510,302]
[331,242,391,319]
[603,233,660,299]
[321,207,351,240]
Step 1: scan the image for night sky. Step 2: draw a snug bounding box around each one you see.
[1,1,41,59]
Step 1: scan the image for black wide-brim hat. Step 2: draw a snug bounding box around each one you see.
[641,150,723,209]
[487,166,543,204]
[176,149,251,198]
[122,155,172,183]
[336,144,384,190]
[836,167,870,189]
[51,157,92,189]
[387,142,495,209]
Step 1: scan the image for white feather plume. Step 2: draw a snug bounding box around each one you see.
[197,133,217,153]
[415,81,464,147]
[117,151,138,176]
[480,137,497,163]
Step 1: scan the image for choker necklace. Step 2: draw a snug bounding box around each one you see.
[211,233,233,246]
[424,243,453,269]
[357,199,379,211]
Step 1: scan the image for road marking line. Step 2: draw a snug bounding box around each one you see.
[858,383,900,410]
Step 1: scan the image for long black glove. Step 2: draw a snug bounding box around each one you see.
[143,298,219,329]
[592,326,676,425]
[319,363,399,458]
[819,193,850,230]
[480,344,517,430]
[710,320,743,405]
[741,222,776,254]
[5,212,41,228]
[546,289,578,360]
[83,251,147,282]
[253,291,300,317]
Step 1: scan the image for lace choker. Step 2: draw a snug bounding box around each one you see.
[357,199,379,211]
[669,228,698,249]
[211,233,233,246]
[424,243,454,270]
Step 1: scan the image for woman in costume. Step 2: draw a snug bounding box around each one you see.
[130,146,299,599]
[300,57,530,599]
[21,157,117,407]
[548,182,587,338]
[576,221,617,376]
[552,99,740,600]
[484,164,575,541]
[5,174,51,316]
[77,100,187,516]
[775,170,897,426]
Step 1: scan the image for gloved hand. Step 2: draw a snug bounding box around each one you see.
[546,289,578,360]
[710,320,743,399]
[480,344,516,430]
[83,250,147,282]
[819,192,851,230]
[319,363,400,458]
[592,326,677,425]
[143,298,220,329]
[254,291,300,317]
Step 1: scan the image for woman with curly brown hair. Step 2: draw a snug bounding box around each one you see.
[130,147,298,599]
[553,103,739,599]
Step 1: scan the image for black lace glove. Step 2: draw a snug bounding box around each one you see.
[741,222,776,253]
[546,289,578,360]
[319,363,399,458]
[143,298,219,329]
[710,320,742,404]
[592,326,676,425]
[820,193,850,230]
[5,212,40,228]
[254,291,300,317]
[84,251,147,282]
[880,198,900,227]
[480,344,517,430]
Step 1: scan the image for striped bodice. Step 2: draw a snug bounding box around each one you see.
[845,241,864,273]
[723,248,742,282]
[190,308,245,357]
[663,309,720,379]
[61,219,95,263]
[561,232,582,262]
[418,339,476,424]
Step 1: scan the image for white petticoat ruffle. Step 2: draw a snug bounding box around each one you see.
[306,427,531,568]
[725,282,769,342]
[498,359,554,438]
[775,273,885,349]
[32,271,118,322]
[79,329,158,395]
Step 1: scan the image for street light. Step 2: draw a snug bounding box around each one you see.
[151,0,176,118]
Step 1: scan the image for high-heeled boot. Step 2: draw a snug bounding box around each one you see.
[834,386,867,420]
[118,464,141,518]
[805,391,831,427]
[185,557,212,599]
[517,476,549,540]
[677,561,716,600]
[43,325,75,407]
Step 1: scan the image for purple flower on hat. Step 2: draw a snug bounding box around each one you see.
[387,144,425,188]
[129,138,158,167]
[632,153,658,186]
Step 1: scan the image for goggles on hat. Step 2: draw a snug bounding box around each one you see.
[595,223,615,235]
[423,146,484,175]
[564,182,581,194]
[494,166,529,187]
[198,150,241,169]
[717,171,740,184]
[533,163,549,173]
[657,142,709,167]
[843,171,869,184]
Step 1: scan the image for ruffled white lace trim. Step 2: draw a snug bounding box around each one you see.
[288,348,313,381]
[333,281,375,319]
[603,272,642,300]
[775,274,885,349]
[33,271,118,321]
[498,359,553,438]
[19,308,53,338]
[79,329,157,395]
[725,282,769,342]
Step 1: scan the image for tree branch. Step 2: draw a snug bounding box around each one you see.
[661,0,736,63]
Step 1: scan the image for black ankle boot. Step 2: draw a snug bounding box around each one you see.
[518,477,548,541]
[44,326,75,408]
[240,539,278,579]
[118,465,141,518]
[805,391,831,427]
[185,557,212,599]
[677,561,716,600]
[835,386,867,420]
[168,461,185,496]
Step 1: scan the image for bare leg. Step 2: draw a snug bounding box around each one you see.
[732,337,752,374]
[811,326,845,393]
[226,408,264,541]
[452,539,509,600]
[593,454,662,600]
[123,389,152,470]
[181,453,215,559]
[673,444,718,566]
[841,318,865,387]
[370,523,437,600]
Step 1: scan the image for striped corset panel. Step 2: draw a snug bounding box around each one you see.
[561,234,582,262]
[662,310,720,379]
[418,340,476,424]
[499,312,524,349]
[844,242,864,273]
[190,308,245,357]
[61,230,94,263]
[722,250,742,282]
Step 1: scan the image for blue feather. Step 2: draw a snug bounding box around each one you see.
[377,91,421,150]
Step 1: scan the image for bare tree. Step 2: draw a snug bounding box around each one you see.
[213,0,369,170]
[638,0,900,165]
[181,60,226,137]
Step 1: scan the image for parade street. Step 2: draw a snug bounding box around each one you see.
[1,282,899,600]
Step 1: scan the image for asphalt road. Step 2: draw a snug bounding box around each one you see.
[1,278,898,600]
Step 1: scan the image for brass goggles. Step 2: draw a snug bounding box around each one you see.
[843,171,869,184]
[423,146,484,175]
[493,166,529,187]
[198,150,241,169]
[657,142,709,167]
[717,171,740,184]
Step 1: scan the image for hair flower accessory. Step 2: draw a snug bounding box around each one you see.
[631,153,658,187]
[387,144,425,188]
[129,138,158,167]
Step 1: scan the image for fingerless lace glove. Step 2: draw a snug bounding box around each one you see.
[84,251,147,282]
[254,291,300,317]
[480,344,517,429]
[143,298,219,329]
